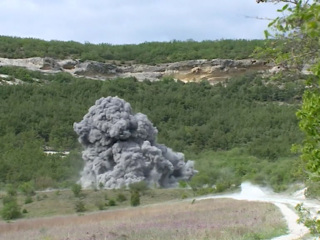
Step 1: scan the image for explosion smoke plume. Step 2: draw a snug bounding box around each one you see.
[74,97,197,188]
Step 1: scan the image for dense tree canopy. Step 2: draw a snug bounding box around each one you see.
[0,36,266,64]
[0,66,304,189]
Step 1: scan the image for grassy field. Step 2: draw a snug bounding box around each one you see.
[0,188,195,218]
[0,198,286,240]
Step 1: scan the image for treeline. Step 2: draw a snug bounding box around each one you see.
[0,66,305,189]
[0,36,267,64]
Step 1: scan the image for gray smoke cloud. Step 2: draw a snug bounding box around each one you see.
[73,96,197,189]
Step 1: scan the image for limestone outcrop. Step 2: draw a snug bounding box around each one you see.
[0,57,273,84]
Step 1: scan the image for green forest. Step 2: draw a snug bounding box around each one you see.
[0,36,267,64]
[0,62,306,191]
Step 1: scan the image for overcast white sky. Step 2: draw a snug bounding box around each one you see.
[0,0,284,45]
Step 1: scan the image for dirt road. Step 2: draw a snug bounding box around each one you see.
[198,182,320,240]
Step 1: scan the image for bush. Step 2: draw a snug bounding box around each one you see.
[74,200,86,212]
[24,196,33,204]
[196,187,214,196]
[6,184,17,197]
[179,181,188,188]
[215,181,231,193]
[22,208,28,214]
[19,181,35,196]
[1,200,21,220]
[116,193,127,202]
[130,191,140,207]
[129,181,148,195]
[108,199,116,206]
[99,182,104,190]
[71,184,82,197]
[181,193,188,199]
[95,200,105,210]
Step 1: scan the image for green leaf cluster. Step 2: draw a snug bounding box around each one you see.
[258,0,320,233]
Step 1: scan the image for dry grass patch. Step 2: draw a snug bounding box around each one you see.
[0,188,193,219]
[0,198,286,240]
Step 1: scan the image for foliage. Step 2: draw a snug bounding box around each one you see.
[256,0,320,235]
[0,36,266,63]
[1,195,21,220]
[74,200,86,212]
[19,181,35,196]
[116,193,127,202]
[98,182,104,190]
[189,149,300,192]
[296,203,320,235]
[0,67,305,189]
[129,181,149,194]
[130,191,140,207]
[71,183,82,198]
[108,199,116,206]
[178,181,188,188]
[254,1,320,72]
[5,184,17,196]
[259,0,320,182]
[24,196,33,204]
[297,84,320,178]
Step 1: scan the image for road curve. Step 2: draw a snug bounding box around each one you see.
[198,182,319,240]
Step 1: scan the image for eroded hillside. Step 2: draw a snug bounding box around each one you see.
[0,57,275,84]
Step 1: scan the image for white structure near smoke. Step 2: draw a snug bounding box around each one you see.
[74,96,197,189]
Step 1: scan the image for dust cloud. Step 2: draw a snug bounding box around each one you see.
[74,96,197,189]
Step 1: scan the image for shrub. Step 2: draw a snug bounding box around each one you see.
[1,200,21,220]
[129,181,148,195]
[22,208,28,214]
[181,193,188,199]
[196,187,214,196]
[116,193,127,202]
[71,184,82,198]
[179,181,188,188]
[215,181,231,193]
[130,191,140,207]
[74,200,86,212]
[19,181,35,196]
[108,199,116,206]
[99,182,104,190]
[24,196,33,204]
[6,184,17,197]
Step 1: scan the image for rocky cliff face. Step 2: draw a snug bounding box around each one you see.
[0,57,274,84]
